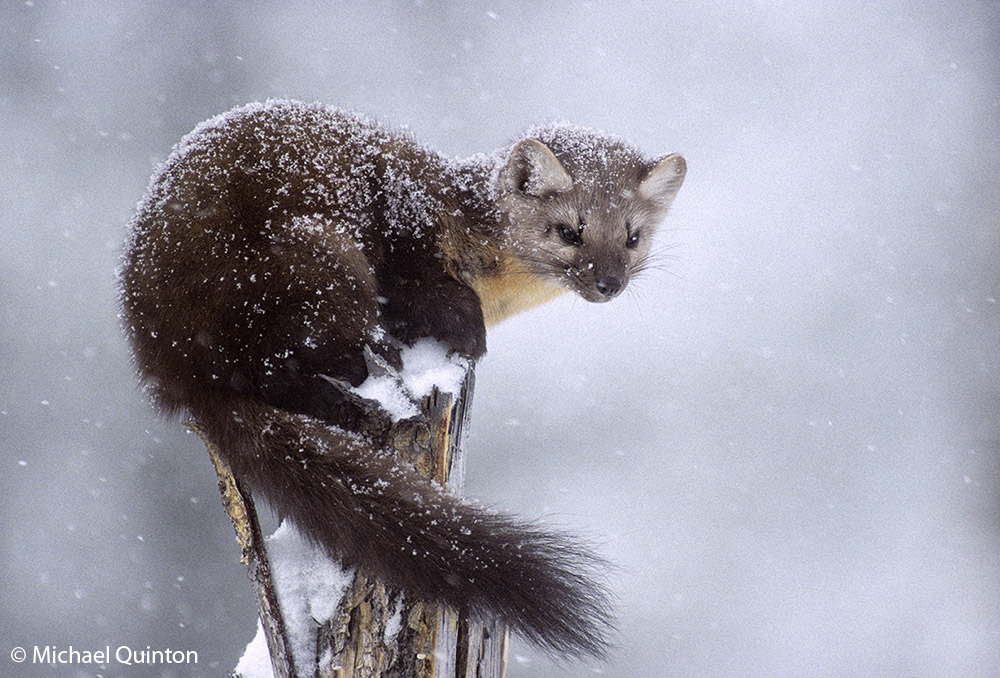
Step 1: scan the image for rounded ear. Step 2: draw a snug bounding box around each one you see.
[501,138,574,198]
[638,153,686,207]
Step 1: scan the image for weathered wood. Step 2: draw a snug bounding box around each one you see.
[198,361,508,677]
[193,422,297,678]
[456,621,510,678]
[315,572,397,678]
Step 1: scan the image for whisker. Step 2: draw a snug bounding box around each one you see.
[624,284,644,319]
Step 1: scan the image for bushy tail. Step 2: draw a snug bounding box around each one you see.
[195,397,613,658]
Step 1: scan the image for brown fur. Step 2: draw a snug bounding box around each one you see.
[120,100,685,659]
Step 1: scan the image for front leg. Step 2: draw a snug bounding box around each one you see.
[381,273,487,360]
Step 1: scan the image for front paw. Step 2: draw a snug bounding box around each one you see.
[433,319,487,361]
[382,276,488,360]
[417,284,488,360]
[386,306,487,361]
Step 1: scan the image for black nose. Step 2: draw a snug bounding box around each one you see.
[595,276,623,298]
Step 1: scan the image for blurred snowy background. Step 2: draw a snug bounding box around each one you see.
[2,1,998,676]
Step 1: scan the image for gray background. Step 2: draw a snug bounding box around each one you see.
[2,1,998,676]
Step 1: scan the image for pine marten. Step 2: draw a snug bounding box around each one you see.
[120,99,685,658]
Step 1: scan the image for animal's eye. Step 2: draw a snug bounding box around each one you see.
[626,226,641,249]
[558,223,582,246]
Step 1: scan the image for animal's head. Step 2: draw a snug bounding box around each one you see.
[498,126,685,302]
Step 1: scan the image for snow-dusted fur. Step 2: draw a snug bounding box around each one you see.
[120,100,685,658]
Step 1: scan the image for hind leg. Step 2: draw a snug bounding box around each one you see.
[242,218,399,424]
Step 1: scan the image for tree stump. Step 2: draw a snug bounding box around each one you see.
[195,363,509,678]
